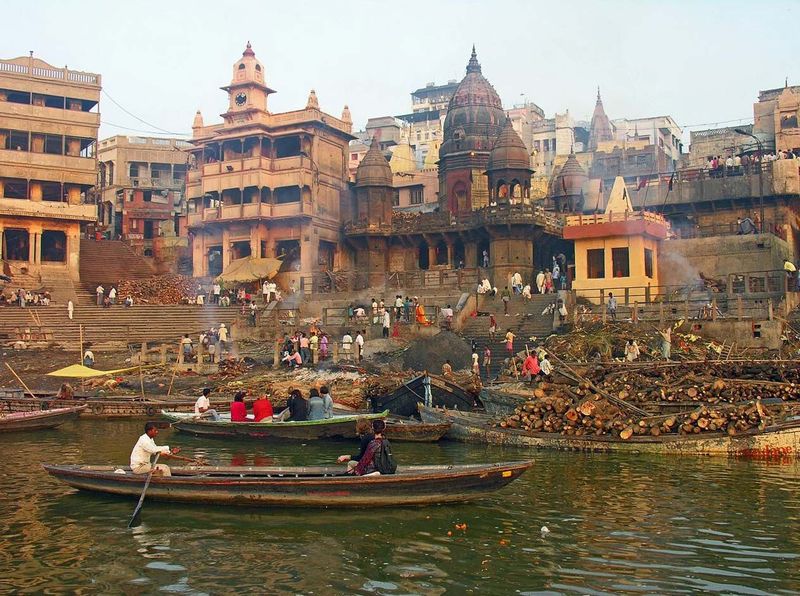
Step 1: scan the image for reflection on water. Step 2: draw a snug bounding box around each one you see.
[1,420,799,594]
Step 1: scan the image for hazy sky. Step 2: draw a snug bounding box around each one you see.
[5,0,799,144]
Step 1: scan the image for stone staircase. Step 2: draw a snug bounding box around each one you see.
[459,293,562,380]
[79,239,156,284]
[0,304,239,351]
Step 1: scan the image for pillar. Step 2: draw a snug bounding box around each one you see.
[66,185,81,205]
[249,224,259,259]
[222,228,231,271]
[30,182,42,202]
[427,245,436,269]
[446,243,454,267]
[465,243,477,269]
[66,138,81,157]
[300,223,317,275]
[31,134,44,153]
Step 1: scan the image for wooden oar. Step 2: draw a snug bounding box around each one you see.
[5,362,36,398]
[128,452,160,528]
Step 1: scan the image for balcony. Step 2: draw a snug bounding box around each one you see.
[187,201,311,227]
[0,149,96,185]
[0,102,100,129]
[129,176,184,190]
[0,197,96,222]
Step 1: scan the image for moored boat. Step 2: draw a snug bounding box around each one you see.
[371,374,476,417]
[0,405,87,432]
[385,418,451,442]
[42,460,533,508]
[0,394,240,419]
[162,410,389,441]
[419,406,800,458]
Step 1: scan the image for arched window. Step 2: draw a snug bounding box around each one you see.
[255,64,262,72]
[238,63,245,70]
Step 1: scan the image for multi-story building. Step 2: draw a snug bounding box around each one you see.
[0,53,100,282]
[754,84,800,153]
[687,124,754,168]
[97,135,190,251]
[397,80,458,168]
[185,43,353,281]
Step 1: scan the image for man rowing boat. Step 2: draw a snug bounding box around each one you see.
[130,422,181,477]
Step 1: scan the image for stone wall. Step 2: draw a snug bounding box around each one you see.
[660,234,792,286]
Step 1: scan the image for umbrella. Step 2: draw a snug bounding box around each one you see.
[215,257,283,283]
[47,364,138,379]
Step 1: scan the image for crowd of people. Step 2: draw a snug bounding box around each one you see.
[705,150,800,178]
[346,296,431,329]
[1,288,52,307]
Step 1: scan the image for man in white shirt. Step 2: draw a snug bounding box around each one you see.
[355,331,365,362]
[194,387,220,420]
[536,271,545,294]
[108,286,117,304]
[218,323,229,353]
[130,421,180,476]
[440,304,454,330]
[96,285,104,306]
[341,331,353,361]
[382,309,391,338]
[262,280,269,304]
[212,283,221,304]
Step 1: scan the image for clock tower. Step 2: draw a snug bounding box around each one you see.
[221,42,275,118]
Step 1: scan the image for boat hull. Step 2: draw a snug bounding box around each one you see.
[372,375,475,417]
[164,411,388,441]
[0,396,231,419]
[479,387,529,417]
[0,405,87,432]
[419,406,800,458]
[42,461,533,508]
[384,420,451,442]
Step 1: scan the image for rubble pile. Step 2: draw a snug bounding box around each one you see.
[117,274,198,305]
[402,331,473,372]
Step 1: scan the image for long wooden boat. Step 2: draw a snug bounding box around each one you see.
[371,374,476,417]
[0,405,87,432]
[162,410,389,441]
[480,386,530,417]
[0,394,239,419]
[419,406,800,458]
[42,460,533,508]
[384,418,451,442]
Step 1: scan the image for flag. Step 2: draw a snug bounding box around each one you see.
[668,172,675,191]
[637,177,647,191]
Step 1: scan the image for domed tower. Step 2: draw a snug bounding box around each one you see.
[221,42,276,116]
[352,136,394,283]
[486,117,533,204]
[588,87,614,151]
[439,47,506,214]
[552,150,587,212]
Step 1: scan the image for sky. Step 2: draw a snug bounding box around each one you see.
[4,0,799,146]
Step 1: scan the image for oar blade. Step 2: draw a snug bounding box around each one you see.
[128,505,144,528]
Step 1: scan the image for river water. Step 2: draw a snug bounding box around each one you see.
[1,419,799,594]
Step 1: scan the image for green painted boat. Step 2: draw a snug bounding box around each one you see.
[162,410,388,441]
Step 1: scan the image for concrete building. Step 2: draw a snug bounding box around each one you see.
[754,83,800,154]
[97,135,191,251]
[397,80,457,169]
[687,125,754,168]
[185,43,354,283]
[0,53,100,282]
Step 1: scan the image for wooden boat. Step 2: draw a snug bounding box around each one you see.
[42,460,533,508]
[162,410,389,441]
[371,374,476,417]
[419,406,800,458]
[385,418,451,442]
[480,386,530,417]
[0,405,87,432]
[0,394,239,419]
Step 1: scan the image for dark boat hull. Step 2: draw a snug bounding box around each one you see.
[372,374,475,417]
[419,406,800,458]
[42,461,533,507]
[0,395,236,419]
[0,405,87,432]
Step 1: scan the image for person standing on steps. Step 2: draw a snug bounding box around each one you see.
[501,286,511,315]
[483,345,492,378]
[108,286,117,305]
[382,309,391,338]
[95,284,104,306]
[505,329,516,356]
[536,270,545,295]
[67,299,74,321]
[606,292,617,322]
[488,314,497,340]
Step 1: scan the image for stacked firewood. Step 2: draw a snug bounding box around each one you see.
[117,274,198,305]
[497,389,782,439]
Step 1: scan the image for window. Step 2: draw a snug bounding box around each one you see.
[612,247,630,277]
[644,248,654,278]
[143,191,152,202]
[275,186,301,204]
[129,163,139,178]
[551,139,556,152]
[587,249,605,279]
[275,136,301,158]
[41,230,66,262]
[392,191,400,207]
[9,130,28,151]
[410,186,424,204]
[543,139,549,152]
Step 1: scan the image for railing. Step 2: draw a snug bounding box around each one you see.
[672,223,787,240]
[565,210,668,227]
[298,268,480,295]
[0,60,101,85]
[323,305,441,327]
[130,177,184,189]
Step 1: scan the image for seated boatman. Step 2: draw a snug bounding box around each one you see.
[130,421,181,477]
[194,387,220,420]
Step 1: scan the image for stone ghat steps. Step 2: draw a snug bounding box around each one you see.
[459,294,559,380]
[79,239,156,284]
[0,305,238,351]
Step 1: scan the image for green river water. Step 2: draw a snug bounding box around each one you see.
[1,419,799,594]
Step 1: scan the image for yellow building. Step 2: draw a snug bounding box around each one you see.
[0,53,100,283]
[564,177,669,303]
[185,43,354,283]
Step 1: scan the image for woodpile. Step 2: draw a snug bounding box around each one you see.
[117,274,198,305]
[497,390,782,439]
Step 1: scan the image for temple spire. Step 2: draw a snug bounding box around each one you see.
[466,45,481,74]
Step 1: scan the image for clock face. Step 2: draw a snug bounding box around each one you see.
[235,93,247,106]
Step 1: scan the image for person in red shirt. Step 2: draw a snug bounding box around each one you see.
[230,391,248,422]
[252,394,274,422]
[522,352,540,384]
